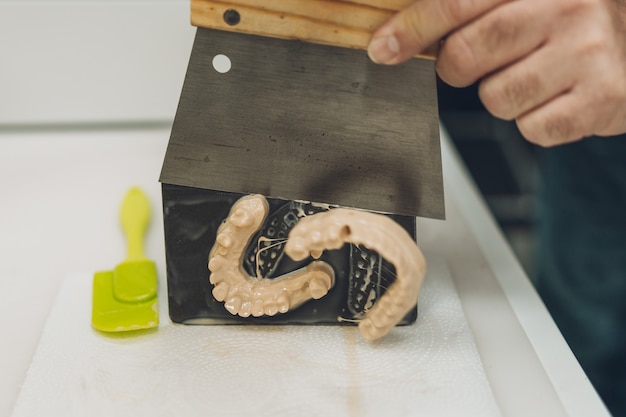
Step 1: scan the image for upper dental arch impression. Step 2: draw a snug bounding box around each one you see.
[208,194,427,341]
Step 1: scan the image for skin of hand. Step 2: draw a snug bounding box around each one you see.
[367,0,626,147]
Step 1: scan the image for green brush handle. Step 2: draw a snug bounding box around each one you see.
[120,187,151,262]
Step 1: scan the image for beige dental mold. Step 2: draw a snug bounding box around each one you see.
[208,194,427,341]
[208,195,335,318]
[285,206,427,341]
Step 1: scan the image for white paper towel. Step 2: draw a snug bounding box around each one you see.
[11,257,502,417]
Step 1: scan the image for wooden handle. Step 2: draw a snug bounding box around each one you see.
[190,0,437,59]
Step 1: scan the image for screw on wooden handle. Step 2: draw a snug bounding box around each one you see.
[190,0,437,59]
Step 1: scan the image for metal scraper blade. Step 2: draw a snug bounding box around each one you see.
[160,28,444,219]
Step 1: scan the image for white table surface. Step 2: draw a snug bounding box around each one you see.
[0,1,610,417]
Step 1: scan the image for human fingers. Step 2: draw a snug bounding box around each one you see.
[488,0,626,145]
[477,43,576,122]
[368,0,509,65]
[515,93,592,146]
[516,72,626,146]
[516,81,626,147]
[437,0,550,87]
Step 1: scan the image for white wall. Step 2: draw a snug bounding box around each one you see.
[0,1,195,126]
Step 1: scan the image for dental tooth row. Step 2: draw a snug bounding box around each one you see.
[208,195,335,319]
[208,194,426,341]
[284,208,426,341]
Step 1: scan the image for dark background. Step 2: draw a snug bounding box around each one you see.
[438,80,539,279]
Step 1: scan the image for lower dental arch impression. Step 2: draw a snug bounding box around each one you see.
[207,194,427,341]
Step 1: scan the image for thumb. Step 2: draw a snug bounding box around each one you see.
[367,0,504,65]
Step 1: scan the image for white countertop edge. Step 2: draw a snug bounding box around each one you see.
[440,128,610,417]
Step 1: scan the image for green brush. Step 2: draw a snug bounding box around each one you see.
[92,187,159,332]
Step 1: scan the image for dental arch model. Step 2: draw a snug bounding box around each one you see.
[208,194,427,341]
[208,195,335,318]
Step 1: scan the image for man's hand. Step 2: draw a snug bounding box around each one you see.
[368,0,626,147]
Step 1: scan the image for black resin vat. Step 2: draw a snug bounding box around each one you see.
[161,184,417,325]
